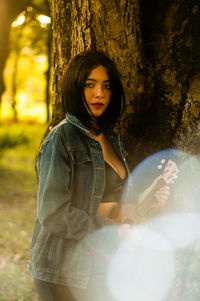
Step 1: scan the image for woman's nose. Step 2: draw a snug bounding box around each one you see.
[95,86,104,98]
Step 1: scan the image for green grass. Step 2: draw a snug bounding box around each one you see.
[0,122,45,204]
[0,121,46,301]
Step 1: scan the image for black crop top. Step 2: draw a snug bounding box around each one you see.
[101,162,126,203]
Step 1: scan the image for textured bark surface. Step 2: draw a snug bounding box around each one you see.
[52,0,200,167]
[50,0,72,128]
[134,0,200,161]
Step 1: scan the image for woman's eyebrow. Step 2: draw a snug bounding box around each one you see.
[86,78,110,82]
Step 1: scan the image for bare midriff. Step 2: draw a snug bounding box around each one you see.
[96,201,120,220]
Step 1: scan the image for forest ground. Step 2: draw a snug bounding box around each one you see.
[0,121,46,301]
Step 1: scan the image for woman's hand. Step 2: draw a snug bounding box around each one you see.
[113,203,136,225]
[154,185,170,207]
[116,183,171,225]
[117,224,131,242]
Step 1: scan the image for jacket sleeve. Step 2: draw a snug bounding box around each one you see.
[37,130,115,241]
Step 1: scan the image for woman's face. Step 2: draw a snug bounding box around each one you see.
[83,65,111,117]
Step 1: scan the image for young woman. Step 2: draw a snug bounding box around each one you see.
[28,50,173,301]
[28,50,132,301]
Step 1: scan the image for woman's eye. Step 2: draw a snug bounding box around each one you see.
[104,83,111,89]
[85,82,93,88]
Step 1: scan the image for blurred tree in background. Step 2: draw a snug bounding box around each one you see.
[0,0,51,122]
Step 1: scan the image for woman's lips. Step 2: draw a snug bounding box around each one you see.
[91,102,104,108]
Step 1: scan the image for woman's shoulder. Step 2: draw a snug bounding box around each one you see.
[40,116,89,152]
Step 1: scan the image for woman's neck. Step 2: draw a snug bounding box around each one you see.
[88,117,101,137]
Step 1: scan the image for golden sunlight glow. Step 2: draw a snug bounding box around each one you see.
[33,55,47,64]
[27,7,33,12]
[17,92,27,104]
[37,15,51,25]
[12,14,25,27]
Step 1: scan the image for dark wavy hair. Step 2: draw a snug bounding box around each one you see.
[61,50,125,133]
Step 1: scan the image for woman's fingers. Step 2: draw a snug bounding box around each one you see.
[154,185,170,205]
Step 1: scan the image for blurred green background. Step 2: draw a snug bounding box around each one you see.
[0,3,50,300]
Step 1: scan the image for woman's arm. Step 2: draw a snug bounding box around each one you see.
[115,159,179,224]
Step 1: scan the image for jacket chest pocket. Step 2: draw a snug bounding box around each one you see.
[72,151,92,165]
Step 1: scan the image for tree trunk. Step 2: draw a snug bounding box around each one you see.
[138,0,200,157]
[11,51,19,121]
[45,31,51,124]
[45,0,52,124]
[50,0,72,129]
[139,2,200,298]
[51,0,200,164]
[0,0,29,117]
[51,1,200,299]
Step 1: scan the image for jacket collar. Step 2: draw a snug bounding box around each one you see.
[66,113,117,139]
[66,113,90,135]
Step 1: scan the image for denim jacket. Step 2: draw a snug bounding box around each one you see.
[28,113,130,289]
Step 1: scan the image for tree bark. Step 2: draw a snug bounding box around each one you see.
[44,0,52,124]
[45,29,52,124]
[138,0,200,157]
[50,0,72,129]
[139,2,200,298]
[52,0,200,163]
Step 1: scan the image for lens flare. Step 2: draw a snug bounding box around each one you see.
[70,149,200,301]
[122,149,200,221]
[107,226,174,301]
[148,212,200,248]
